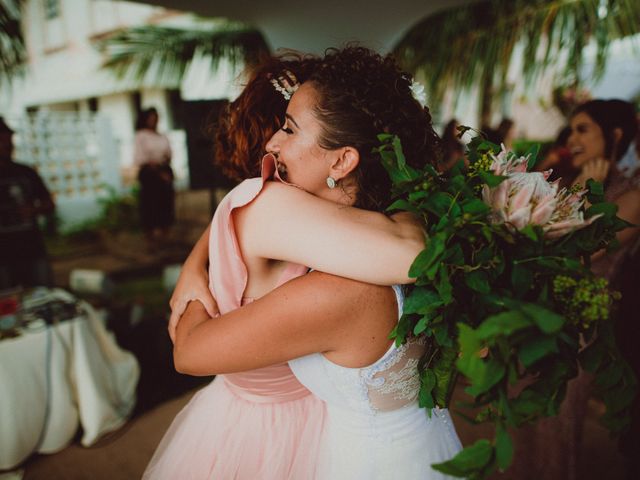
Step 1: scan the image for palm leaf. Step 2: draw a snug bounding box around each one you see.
[96,21,270,85]
[394,0,640,122]
[0,0,26,83]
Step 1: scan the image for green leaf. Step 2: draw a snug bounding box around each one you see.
[409,233,447,279]
[465,359,506,396]
[414,311,438,335]
[520,304,565,334]
[462,198,491,216]
[587,178,605,197]
[476,310,531,340]
[433,346,459,407]
[519,224,540,242]
[436,265,453,305]
[518,336,558,367]
[479,170,508,187]
[525,143,541,171]
[511,264,534,297]
[425,192,453,216]
[386,198,417,213]
[465,270,490,294]
[390,313,412,345]
[586,202,618,219]
[432,439,494,476]
[434,322,452,347]
[419,368,437,409]
[495,423,514,471]
[403,288,442,315]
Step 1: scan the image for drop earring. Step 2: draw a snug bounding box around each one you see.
[326,176,337,189]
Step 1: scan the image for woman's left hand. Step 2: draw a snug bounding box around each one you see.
[168,264,219,343]
[575,157,610,186]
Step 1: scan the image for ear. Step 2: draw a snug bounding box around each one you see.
[328,146,360,181]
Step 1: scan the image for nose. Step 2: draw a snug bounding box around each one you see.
[265,129,282,155]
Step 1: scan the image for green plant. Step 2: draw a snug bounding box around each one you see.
[377,131,636,479]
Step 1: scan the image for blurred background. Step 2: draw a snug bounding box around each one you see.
[0,0,638,478]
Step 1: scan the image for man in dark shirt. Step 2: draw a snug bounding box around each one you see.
[0,117,55,290]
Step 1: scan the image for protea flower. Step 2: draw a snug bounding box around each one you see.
[482,146,601,238]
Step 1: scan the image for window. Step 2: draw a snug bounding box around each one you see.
[44,0,60,20]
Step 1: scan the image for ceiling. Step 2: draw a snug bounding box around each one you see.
[130,0,475,53]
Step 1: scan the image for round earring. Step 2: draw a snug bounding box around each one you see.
[326,176,337,189]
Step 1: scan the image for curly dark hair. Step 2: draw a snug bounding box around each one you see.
[214,53,319,181]
[308,46,442,211]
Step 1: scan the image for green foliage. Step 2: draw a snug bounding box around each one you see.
[0,0,26,83]
[96,20,270,85]
[378,133,636,478]
[64,186,140,235]
[393,0,640,122]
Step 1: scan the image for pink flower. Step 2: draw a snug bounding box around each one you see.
[482,146,600,239]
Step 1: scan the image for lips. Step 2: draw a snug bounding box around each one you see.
[570,146,584,156]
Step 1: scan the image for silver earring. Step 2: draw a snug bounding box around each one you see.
[326,176,337,189]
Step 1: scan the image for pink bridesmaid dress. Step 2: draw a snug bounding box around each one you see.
[143,156,325,479]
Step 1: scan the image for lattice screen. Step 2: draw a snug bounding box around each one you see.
[11,112,120,202]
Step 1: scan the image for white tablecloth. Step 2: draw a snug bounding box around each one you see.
[0,289,140,469]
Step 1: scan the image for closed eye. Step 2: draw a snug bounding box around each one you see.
[281,126,294,134]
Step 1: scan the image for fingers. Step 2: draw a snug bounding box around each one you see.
[200,296,220,318]
[168,308,181,344]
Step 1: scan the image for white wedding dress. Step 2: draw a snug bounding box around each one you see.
[289,286,462,479]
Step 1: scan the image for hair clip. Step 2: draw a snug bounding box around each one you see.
[269,70,299,101]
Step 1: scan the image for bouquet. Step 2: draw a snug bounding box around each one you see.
[376,131,637,479]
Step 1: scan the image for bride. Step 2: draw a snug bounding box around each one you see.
[170,46,462,479]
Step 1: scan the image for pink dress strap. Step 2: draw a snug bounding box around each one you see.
[209,153,308,314]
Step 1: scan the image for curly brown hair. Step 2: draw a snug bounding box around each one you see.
[308,46,442,211]
[214,54,319,182]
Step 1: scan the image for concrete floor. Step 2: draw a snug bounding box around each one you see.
[14,383,627,480]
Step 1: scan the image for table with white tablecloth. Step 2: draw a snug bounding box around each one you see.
[0,289,140,470]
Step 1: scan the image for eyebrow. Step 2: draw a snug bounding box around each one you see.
[285,113,300,129]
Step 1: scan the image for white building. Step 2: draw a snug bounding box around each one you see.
[1,0,243,230]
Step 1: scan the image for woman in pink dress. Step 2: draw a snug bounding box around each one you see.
[144,51,429,479]
[170,46,461,479]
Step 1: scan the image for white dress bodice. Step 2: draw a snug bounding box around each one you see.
[289,286,462,479]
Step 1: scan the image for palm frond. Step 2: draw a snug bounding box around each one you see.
[0,0,26,83]
[96,21,270,85]
[393,0,640,121]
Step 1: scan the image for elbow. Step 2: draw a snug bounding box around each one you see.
[173,345,214,376]
[172,346,192,375]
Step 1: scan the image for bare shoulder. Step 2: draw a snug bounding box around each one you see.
[297,272,397,317]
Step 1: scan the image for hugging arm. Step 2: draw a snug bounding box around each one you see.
[168,225,219,342]
[235,182,425,285]
[170,182,424,333]
[173,272,381,375]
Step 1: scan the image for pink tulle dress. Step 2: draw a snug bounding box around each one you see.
[143,156,326,479]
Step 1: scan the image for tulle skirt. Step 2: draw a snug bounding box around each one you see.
[143,367,325,479]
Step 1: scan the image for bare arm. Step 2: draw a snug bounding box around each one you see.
[168,225,219,342]
[235,182,424,285]
[173,271,394,375]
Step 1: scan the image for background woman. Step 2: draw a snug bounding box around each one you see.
[510,98,640,480]
[134,107,174,248]
[144,51,429,479]
[173,46,461,479]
